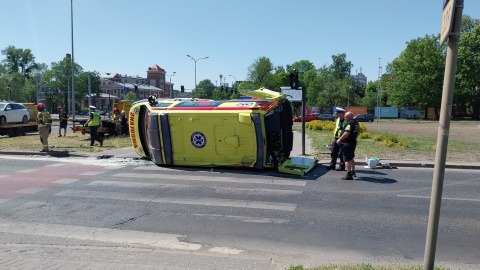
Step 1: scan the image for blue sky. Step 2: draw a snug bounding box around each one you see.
[1,0,479,90]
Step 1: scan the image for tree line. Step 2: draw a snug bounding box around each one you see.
[0,48,101,112]
[1,15,479,118]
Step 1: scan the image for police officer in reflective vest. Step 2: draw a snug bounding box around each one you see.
[84,105,104,146]
[327,107,347,171]
[36,103,51,152]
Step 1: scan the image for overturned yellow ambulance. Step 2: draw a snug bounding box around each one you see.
[128,88,317,175]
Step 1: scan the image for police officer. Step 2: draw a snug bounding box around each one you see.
[336,112,360,180]
[84,105,104,146]
[36,103,51,152]
[327,107,347,171]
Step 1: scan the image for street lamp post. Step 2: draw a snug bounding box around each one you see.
[186,55,209,89]
[168,71,176,98]
[70,0,75,119]
[228,75,236,88]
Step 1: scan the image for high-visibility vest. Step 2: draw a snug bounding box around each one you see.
[38,111,51,127]
[88,112,100,126]
[333,118,347,138]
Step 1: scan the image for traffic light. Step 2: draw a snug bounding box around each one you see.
[134,85,138,92]
[181,85,185,92]
[289,70,299,89]
[220,85,224,91]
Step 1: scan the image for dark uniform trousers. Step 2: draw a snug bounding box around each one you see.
[329,138,345,169]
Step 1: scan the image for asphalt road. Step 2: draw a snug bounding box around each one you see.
[0,155,479,269]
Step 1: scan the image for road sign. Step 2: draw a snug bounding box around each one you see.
[440,0,456,46]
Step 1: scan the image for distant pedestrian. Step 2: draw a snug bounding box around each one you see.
[119,110,128,136]
[84,105,104,146]
[58,108,69,137]
[336,112,360,180]
[36,103,51,152]
[112,107,121,122]
[327,107,347,171]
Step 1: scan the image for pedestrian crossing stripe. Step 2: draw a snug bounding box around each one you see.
[55,189,297,212]
[113,172,306,186]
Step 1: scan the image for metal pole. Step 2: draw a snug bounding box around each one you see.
[70,0,75,119]
[35,77,39,104]
[186,55,208,90]
[424,1,463,269]
[301,86,306,155]
[376,58,381,122]
[169,71,176,98]
[67,77,70,115]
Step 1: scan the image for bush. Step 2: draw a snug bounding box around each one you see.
[359,132,371,139]
[383,139,394,147]
[398,140,408,147]
[359,122,367,133]
[306,120,336,131]
[384,133,399,143]
[373,135,383,141]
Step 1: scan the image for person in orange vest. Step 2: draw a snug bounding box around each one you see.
[84,105,104,146]
[36,103,51,152]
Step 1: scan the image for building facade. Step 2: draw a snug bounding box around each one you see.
[100,64,174,100]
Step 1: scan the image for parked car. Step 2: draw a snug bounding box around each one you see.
[313,113,335,121]
[354,113,375,122]
[293,114,317,122]
[0,101,30,125]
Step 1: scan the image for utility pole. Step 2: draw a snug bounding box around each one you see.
[424,1,463,269]
[376,58,382,122]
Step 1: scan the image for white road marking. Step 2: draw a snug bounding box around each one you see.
[55,189,297,211]
[192,213,290,224]
[114,172,306,186]
[0,219,201,251]
[80,171,104,176]
[17,168,41,173]
[135,166,212,172]
[16,187,49,194]
[0,175,7,179]
[397,194,480,202]
[208,246,243,255]
[89,180,302,196]
[44,163,66,167]
[53,178,81,184]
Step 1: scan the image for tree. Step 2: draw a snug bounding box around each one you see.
[1,45,39,78]
[386,35,444,115]
[330,53,352,80]
[0,72,25,101]
[197,79,215,98]
[246,57,276,90]
[76,71,102,109]
[359,81,380,108]
[124,91,137,101]
[456,17,480,119]
[288,60,315,75]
